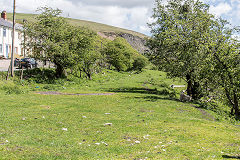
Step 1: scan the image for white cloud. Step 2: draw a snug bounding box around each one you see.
[0,0,154,35]
[1,0,238,36]
[209,3,232,17]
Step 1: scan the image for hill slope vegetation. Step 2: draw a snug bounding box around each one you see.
[0,69,239,159]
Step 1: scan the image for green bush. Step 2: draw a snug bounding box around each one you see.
[132,56,148,71]
[0,81,25,94]
[101,37,137,71]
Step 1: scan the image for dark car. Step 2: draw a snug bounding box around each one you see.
[20,58,38,69]
[14,58,21,67]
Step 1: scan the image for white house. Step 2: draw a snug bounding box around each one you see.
[0,11,24,59]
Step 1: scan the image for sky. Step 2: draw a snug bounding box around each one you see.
[0,0,239,36]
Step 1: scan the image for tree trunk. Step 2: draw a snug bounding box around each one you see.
[55,65,65,78]
[83,68,92,80]
[186,74,192,97]
[20,66,23,80]
[186,74,202,100]
[192,82,202,100]
[233,93,240,118]
[86,72,92,80]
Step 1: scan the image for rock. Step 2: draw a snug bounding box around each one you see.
[102,142,108,146]
[143,134,150,139]
[62,128,68,131]
[104,123,112,126]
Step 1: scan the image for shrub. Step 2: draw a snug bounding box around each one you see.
[101,37,137,72]
[0,81,25,94]
[132,56,148,71]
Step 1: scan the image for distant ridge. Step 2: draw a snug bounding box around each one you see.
[7,13,147,38]
[7,12,148,53]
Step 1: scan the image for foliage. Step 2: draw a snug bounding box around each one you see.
[24,7,100,78]
[68,27,103,80]
[201,19,240,118]
[0,81,25,94]
[101,37,139,71]
[132,56,148,71]
[24,7,72,77]
[147,0,214,99]
[16,68,57,83]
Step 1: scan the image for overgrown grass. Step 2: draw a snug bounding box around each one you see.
[0,69,239,159]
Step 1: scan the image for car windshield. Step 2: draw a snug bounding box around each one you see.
[21,58,31,62]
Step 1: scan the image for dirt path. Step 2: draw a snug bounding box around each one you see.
[191,105,216,121]
[35,91,115,96]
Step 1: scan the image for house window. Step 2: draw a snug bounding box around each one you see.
[15,47,18,54]
[0,44,2,53]
[3,28,6,37]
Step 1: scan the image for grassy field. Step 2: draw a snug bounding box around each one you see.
[0,69,239,159]
[7,13,146,38]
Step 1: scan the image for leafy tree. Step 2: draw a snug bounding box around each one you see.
[101,37,137,72]
[202,19,240,118]
[147,0,214,99]
[24,7,73,77]
[24,7,98,78]
[68,27,102,80]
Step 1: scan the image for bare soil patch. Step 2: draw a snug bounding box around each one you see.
[35,91,115,96]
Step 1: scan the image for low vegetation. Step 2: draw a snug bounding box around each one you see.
[0,69,239,159]
[1,0,239,159]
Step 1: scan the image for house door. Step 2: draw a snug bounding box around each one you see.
[6,45,8,58]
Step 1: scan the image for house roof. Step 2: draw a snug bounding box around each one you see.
[0,18,23,30]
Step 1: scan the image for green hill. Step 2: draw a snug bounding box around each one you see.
[7,12,148,53]
[7,13,146,38]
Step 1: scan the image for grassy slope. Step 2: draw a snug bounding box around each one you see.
[0,69,239,159]
[7,13,146,38]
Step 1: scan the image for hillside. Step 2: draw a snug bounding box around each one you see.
[0,69,239,159]
[7,13,148,53]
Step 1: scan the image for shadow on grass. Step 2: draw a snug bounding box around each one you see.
[107,87,171,95]
[15,68,57,84]
[134,95,178,102]
[222,155,240,159]
[106,87,178,102]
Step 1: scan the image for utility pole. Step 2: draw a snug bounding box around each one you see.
[10,0,16,77]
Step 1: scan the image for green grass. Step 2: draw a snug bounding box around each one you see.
[7,13,146,38]
[0,69,239,159]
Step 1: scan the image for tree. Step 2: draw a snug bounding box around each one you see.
[202,19,240,118]
[24,7,96,78]
[101,37,138,72]
[147,0,214,99]
[68,26,101,80]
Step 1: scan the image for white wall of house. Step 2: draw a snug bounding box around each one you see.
[0,25,23,59]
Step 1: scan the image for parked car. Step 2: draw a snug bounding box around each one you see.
[20,58,38,69]
[14,58,21,67]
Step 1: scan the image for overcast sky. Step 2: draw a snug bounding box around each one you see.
[0,0,239,36]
